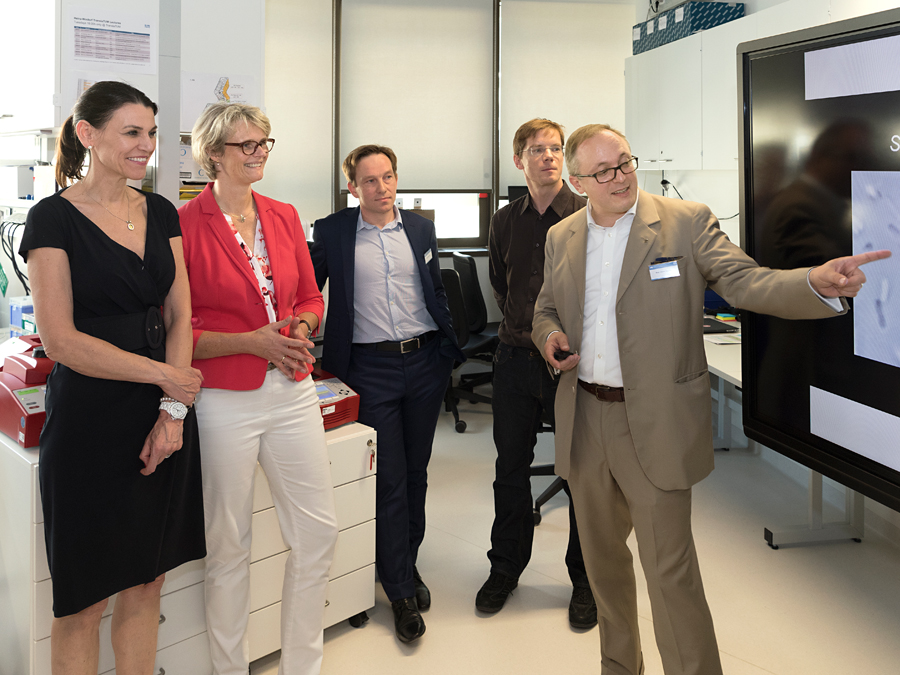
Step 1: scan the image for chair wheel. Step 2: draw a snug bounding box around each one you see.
[455,420,467,433]
[533,509,542,525]
[348,611,369,628]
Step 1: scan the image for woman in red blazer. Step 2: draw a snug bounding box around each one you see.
[179,103,337,675]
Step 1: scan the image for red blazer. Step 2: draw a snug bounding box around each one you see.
[179,183,324,390]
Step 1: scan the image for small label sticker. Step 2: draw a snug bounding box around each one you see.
[659,15,668,30]
[633,27,641,41]
[675,7,684,22]
[649,260,680,280]
[647,19,654,34]
[322,405,336,416]
[424,249,433,264]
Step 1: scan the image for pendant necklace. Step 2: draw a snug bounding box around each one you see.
[86,189,134,230]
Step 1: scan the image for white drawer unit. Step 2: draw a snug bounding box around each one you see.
[0,421,377,675]
[247,422,377,661]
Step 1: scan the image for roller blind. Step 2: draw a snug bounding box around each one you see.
[340,0,494,190]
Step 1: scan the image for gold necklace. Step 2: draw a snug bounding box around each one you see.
[86,189,134,230]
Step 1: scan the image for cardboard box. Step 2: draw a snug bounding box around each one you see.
[633,1,744,55]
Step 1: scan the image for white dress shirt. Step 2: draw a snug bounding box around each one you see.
[577,193,640,387]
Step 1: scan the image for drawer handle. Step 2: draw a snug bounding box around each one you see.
[158,614,166,625]
[367,439,376,471]
[325,599,330,608]
[157,669,166,675]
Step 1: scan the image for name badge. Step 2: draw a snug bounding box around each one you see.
[649,259,680,280]
[424,249,433,264]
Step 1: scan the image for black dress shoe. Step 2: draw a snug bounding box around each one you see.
[475,571,518,613]
[413,566,431,611]
[391,597,426,643]
[568,584,598,629]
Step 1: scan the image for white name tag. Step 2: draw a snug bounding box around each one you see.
[424,249,433,264]
[649,260,680,280]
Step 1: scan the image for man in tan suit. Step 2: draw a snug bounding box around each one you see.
[531,123,889,675]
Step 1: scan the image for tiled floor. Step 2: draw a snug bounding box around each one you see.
[252,400,900,674]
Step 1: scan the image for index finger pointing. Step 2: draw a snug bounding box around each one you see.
[848,249,892,267]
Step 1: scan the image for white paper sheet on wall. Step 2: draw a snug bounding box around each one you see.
[68,6,157,75]
[181,72,261,133]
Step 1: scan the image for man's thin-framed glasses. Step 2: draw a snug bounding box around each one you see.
[574,157,639,184]
[524,145,564,158]
[224,138,276,155]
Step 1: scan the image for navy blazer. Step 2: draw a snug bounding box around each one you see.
[310,207,465,381]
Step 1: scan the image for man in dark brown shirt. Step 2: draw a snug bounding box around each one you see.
[476,118,596,627]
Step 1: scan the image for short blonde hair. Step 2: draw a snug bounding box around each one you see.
[342,144,398,186]
[191,102,272,180]
[513,118,566,158]
[564,124,630,175]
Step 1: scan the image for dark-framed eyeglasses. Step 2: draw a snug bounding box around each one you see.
[223,138,275,155]
[573,156,639,184]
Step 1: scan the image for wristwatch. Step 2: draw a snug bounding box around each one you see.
[159,397,189,421]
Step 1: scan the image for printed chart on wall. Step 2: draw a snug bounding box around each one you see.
[67,7,157,75]
[181,72,261,133]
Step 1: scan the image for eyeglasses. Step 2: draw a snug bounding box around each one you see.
[223,138,275,155]
[524,145,564,158]
[573,157,639,184]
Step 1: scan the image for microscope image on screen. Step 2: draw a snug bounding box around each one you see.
[851,171,900,369]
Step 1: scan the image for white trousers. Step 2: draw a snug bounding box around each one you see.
[196,371,338,675]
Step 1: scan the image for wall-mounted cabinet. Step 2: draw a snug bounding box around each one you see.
[625,33,702,171]
[701,16,758,171]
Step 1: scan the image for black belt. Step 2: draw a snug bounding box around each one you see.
[578,379,625,403]
[354,331,437,354]
[75,307,165,356]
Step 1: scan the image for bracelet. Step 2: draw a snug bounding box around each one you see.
[160,396,191,408]
[298,319,312,337]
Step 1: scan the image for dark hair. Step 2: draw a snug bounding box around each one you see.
[55,81,158,186]
[342,144,398,185]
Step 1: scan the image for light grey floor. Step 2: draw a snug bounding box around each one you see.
[252,398,900,675]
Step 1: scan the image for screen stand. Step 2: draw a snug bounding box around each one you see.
[764,471,864,549]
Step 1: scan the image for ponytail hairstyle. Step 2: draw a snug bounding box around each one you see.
[55,81,158,187]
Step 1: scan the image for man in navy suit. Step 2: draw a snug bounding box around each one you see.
[311,144,464,644]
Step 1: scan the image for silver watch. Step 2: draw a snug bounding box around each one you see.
[159,398,189,420]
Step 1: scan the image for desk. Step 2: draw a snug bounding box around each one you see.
[704,336,743,449]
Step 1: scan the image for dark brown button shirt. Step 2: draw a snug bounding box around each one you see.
[488,183,586,349]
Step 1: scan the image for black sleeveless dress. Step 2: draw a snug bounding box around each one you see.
[20,189,206,617]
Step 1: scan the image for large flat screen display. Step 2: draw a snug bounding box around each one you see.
[739,9,900,510]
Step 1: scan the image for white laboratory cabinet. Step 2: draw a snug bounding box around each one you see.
[0,421,377,675]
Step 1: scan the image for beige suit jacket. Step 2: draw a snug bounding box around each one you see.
[532,190,846,491]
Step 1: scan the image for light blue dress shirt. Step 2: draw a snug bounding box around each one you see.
[352,207,439,344]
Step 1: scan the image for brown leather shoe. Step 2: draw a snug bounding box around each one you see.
[391,597,426,643]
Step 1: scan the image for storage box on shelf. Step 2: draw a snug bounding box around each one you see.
[0,421,377,675]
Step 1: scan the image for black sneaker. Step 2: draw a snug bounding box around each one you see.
[568,585,597,629]
[475,571,518,613]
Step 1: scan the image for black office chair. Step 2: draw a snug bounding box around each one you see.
[450,252,499,407]
[441,268,477,432]
[451,252,500,341]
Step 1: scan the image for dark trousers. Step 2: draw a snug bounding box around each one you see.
[346,337,453,601]
[488,342,589,587]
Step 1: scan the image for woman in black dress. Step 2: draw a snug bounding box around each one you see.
[19,82,206,674]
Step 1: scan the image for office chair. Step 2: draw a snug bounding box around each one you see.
[441,267,496,432]
[449,252,499,409]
